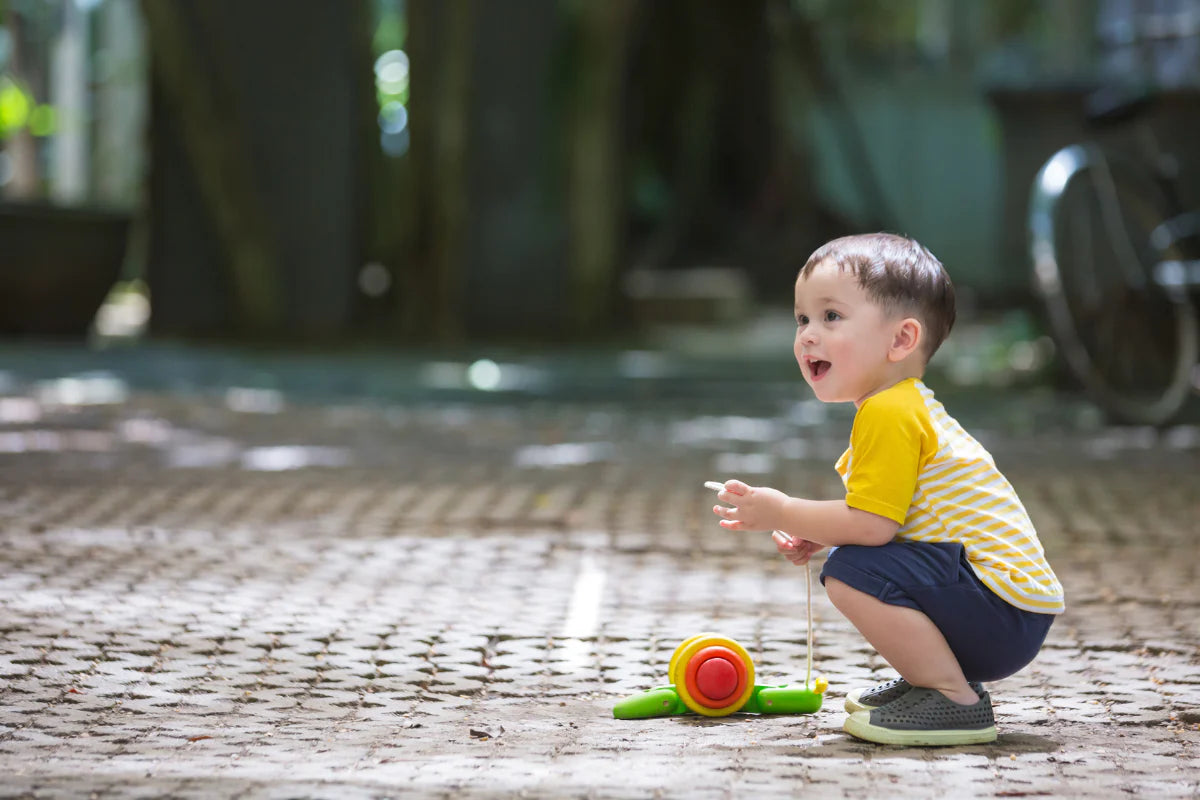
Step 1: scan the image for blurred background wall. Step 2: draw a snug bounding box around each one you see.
[1,0,1197,343]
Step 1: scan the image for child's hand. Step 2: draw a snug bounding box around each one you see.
[772,531,825,566]
[711,479,789,532]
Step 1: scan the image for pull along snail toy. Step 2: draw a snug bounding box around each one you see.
[612,482,828,720]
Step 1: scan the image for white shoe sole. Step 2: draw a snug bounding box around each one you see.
[843,710,997,746]
[843,689,871,714]
[844,684,911,714]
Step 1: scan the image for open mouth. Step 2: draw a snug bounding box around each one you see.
[807,358,831,380]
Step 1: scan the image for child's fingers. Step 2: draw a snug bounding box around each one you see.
[781,548,808,564]
[771,530,795,550]
[724,479,750,496]
[773,532,817,565]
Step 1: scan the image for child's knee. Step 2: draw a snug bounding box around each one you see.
[824,575,864,610]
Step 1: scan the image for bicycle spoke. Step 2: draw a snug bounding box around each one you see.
[1096,156,1148,289]
[1124,298,1164,392]
[1068,188,1102,309]
[1125,290,1180,394]
[1096,302,1132,389]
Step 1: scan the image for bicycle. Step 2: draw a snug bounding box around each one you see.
[1027,86,1200,425]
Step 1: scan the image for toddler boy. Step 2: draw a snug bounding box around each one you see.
[712,233,1064,746]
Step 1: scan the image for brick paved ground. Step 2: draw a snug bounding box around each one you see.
[0,345,1197,798]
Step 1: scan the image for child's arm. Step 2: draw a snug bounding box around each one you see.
[712,479,898,547]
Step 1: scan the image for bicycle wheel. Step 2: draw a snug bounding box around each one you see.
[1029,144,1198,425]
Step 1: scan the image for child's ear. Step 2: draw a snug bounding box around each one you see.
[888,318,923,362]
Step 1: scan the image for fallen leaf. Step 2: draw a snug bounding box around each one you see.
[469,726,503,740]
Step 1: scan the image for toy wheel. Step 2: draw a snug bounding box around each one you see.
[669,635,755,717]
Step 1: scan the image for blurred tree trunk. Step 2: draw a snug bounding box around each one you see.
[140,0,282,332]
[619,0,824,295]
[634,3,723,270]
[350,0,398,336]
[395,0,473,343]
[4,7,41,199]
[761,0,823,264]
[565,0,635,335]
[390,0,572,342]
[383,1,820,338]
[428,0,473,342]
[383,1,427,340]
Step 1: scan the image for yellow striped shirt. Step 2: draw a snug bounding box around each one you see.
[834,378,1065,614]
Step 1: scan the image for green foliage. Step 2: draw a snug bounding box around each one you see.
[798,0,920,47]
[26,99,52,135]
[371,1,408,110]
[0,75,30,134]
[0,75,55,139]
[372,0,406,54]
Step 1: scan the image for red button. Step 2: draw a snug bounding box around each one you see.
[695,656,738,701]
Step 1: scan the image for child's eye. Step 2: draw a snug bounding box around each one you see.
[824,310,840,322]
[795,314,809,326]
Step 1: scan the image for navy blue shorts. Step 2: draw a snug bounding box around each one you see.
[819,541,1055,683]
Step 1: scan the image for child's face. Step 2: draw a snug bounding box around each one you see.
[793,259,905,406]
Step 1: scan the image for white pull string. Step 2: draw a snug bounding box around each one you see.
[805,559,813,690]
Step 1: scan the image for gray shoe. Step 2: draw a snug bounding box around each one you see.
[843,686,997,746]
[843,677,912,714]
[844,679,984,714]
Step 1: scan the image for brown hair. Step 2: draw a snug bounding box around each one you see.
[800,232,956,361]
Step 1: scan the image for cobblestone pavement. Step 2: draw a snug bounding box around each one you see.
[0,346,1197,798]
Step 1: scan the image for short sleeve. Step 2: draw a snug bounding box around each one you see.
[842,392,929,524]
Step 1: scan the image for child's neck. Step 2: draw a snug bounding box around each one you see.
[856,362,926,407]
